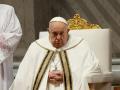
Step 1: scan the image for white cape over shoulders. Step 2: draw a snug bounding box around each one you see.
[10,36,101,90]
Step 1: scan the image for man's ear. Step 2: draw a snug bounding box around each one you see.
[48,28,50,33]
[67,29,70,33]
[48,30,50,33]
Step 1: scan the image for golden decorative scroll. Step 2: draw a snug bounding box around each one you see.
[67,14,101,30]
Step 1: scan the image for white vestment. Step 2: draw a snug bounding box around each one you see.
[0,4,22,90]
[10,35,101,90]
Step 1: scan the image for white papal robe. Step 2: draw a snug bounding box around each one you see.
[10,35,101,90]
[0,4,22,90]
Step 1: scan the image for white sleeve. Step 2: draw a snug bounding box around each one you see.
[79,41,101,90]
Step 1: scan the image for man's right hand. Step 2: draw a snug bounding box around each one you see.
[48,70,64,85]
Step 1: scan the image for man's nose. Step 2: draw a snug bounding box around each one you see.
[56,34,61,39]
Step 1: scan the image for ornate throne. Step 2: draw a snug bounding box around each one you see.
[67,14,112,90]
[39,14,112,90]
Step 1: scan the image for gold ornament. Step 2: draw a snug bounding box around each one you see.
[67,14,101,30]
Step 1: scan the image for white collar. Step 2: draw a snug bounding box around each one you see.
[36,35,83,51]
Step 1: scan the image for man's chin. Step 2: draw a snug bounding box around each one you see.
[54,44,62,48]
[55,46,61,48]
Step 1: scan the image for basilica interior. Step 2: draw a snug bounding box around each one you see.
[0,0,120,89]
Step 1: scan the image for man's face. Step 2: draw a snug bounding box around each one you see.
[49,22,69,48]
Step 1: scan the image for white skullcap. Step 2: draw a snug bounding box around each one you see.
[49,17,68,25]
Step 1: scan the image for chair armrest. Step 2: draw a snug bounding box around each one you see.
[87,72,112,83]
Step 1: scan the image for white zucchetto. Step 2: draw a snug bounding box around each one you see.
[49,17,68,25]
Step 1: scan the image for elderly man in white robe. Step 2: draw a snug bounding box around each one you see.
[10,17,101,90]
[0,4,22,90]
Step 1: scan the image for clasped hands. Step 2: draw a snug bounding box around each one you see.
[48,70,64,86]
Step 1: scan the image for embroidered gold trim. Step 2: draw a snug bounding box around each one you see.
[33,50,54,90]
[59,52,67,89]
[64,51,72,89]
[59,51,72,90]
